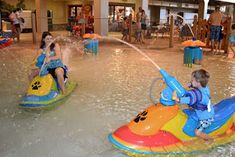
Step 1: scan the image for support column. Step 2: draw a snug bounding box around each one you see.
[198,0,204,20]
[224,17,232,53]
[233,4,235,23]
[169,15,174,48]
[128,13,132,42]
[36,0,48,34]
[94,0,108,36]
[135,0,142,21]
[203,0,209,19]
[141,0,150,20]
[31,12,37,44]
[135,0,150,22]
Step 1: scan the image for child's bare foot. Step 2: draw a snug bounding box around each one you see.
[61,90,65,95]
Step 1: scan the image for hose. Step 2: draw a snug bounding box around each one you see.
[149,77,163,105]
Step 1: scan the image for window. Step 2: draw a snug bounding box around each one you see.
[69,5,82,17]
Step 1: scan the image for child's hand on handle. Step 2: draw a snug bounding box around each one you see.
[187,81,193,88]
[172,91,180,103]
[45,57,50,63]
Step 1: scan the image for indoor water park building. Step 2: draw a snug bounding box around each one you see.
[1,1,235,157]
[1,0,235,36]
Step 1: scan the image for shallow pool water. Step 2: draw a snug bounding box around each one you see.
[0,39,234,157]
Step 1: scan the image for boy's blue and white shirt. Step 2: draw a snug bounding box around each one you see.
[180,86,215,120]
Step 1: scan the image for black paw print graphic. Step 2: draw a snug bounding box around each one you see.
[134,110,148,123]
[32,81,42,90]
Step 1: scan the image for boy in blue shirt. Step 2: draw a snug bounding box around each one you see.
[173,69,214,141]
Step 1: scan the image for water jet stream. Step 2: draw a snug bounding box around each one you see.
[102,36,161,71]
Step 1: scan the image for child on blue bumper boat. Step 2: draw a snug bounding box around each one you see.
[173,69,215,141]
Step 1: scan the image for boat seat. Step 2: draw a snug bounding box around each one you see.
[182,97,235,137]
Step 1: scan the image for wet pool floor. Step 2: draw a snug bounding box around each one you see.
[0,36,235,157]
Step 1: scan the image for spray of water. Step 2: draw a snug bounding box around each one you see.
[39,35,83,75]
[169,13,195,37]
[39,36,64,75]
[148,13,194,47]
[37,34,162,75]
[101,36,161,71]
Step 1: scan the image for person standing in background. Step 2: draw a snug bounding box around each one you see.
[135,7,144,44]
[140,9,147,40]
[136,7,142,23]
[208,5,224,54]
[121,17,129,41]
[9,8,23,42]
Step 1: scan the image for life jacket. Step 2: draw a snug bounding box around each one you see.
[185,88,211,112]
[35,51,46,68]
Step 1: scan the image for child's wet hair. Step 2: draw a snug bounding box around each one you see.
[192,69,210,87]
[40,31,55,51]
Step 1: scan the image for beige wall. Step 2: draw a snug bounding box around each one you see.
[2,0,35,9]
[109,0,136,3]
[3,0,69,24]
[49,0,138,24]
[50,0,86,24]
[2,0,140,24]
[64,0,83,5]
[64,1,83,24]
[48,1,66,24]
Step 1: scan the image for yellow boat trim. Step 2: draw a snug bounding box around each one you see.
[162,110,194,141]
